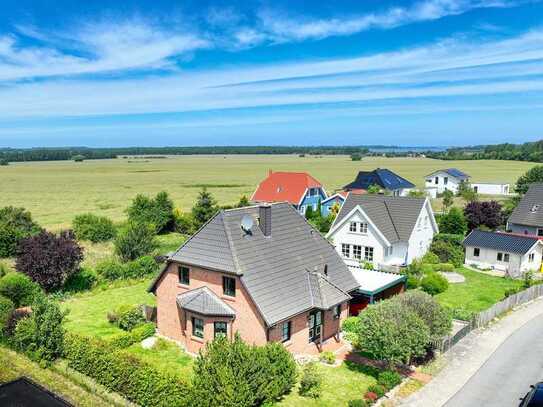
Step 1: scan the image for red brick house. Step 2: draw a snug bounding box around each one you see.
[149,202,359,354]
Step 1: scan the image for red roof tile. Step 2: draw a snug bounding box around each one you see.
[251,171,323,205]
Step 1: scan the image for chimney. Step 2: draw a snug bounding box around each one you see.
[259,205,272,237]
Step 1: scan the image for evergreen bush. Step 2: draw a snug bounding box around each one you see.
[0,295,14,334]
[0,272,42,308]
[73,213,116,242]
[114,222,157,262]
[299,362,323,398]
[420,273,449,296]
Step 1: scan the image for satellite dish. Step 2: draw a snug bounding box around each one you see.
[240,215,254,234]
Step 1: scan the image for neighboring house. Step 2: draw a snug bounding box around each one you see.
[326,193,438,269]
[507,183,543,236]
[463,229,543,277]
[251,170,327,215]
[343,168,415,197]
[149,202,359,355]
[320,191,349,217]
[425,168,469,197]
[471,183,510,195]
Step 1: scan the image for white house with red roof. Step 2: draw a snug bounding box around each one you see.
[251,170,327,215]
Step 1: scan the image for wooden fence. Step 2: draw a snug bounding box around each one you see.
[434,284,543,353]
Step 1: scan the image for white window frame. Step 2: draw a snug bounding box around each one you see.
[529,252,535,262]
[364,247,374,262]
[349,222,357,232]
[352,245,362,260]
[359,222,368,234]
[473,247,480,257]
[341,243,350,258]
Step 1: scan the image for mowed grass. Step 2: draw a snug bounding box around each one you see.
[435,267,524,313]
[279,362,379,407]
[62,279,156,338]
[0,155,535,229]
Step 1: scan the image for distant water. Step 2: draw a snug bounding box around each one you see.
[367,146,447,153]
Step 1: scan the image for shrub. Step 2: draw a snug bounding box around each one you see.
[63,268,98,292]
[430,240,464,267]
[464,201,504,231]
[357,299,430,365]
[124,256,158,279]
[0,272,41,308]
[96,259,125,280]
[115,305,145,331]
[504,286,522,298]
[0,295,14,333]
[421,252,439,264]
[173,209,194,234]
[72,213,116,242]
[127,192,175,234]
[16,230,83,292]
[448,307,475,321]
[439,207,468,235]
[64,334,191,407]
[299,362,323,398]
[109,322,155,349]
[420,264,434,274]
[342,316,360,333]
[319,351,335,364]
[367,384,386,398]
[364,391,378,403]
[0,262,10,277]
[0,207,41,258]
[192,335,296,406]
[378,370,402,390]
[393,291,452,341]
[5,307,30,336]
[348,399,368,407]
[433,263,454,272]
[13,295,66,363]
[114,222,157,262]
[407,276,420,289]
[421,273,449,296]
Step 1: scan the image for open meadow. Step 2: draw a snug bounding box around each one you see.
[0,155,536,229]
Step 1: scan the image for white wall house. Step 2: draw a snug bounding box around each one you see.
[471,183,510,195]
[463,229,543,277]
[326,194,438,270]
[425,168,469,197]
[507,183,543,236]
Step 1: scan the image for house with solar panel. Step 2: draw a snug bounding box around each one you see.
[251,170,327,216]
[463,229,543,277]
[424,168,469,198]
[343,168,415,196]
[149,202,363,355]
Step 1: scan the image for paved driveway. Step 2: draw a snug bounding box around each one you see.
[445,313,543,407]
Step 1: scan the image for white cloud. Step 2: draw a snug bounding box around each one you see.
[246,0,518,44]
[0,18,210,81]
[0,28,542,120]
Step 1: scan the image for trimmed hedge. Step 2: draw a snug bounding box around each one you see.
[109,322,155,349]
[73,213,116,243]
[64,333,191,407]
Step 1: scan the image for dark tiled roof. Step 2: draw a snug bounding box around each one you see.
[344,168,415,191]
[427,168,470,180]
[176,287,235,317]
[331,194,427,243]
[508,183,543,228]
[152,203,358,326]
[307,272,351,309]
[463,229,539,254]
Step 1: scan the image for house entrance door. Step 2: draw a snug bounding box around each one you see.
[308,311,322,343]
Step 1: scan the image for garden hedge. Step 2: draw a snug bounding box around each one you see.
[64,333,191,407]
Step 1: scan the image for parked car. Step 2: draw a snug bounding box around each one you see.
[520,383,543,406]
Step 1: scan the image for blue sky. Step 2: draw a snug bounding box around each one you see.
[0,0,542,147]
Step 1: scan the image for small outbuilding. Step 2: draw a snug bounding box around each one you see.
[463,229,543,277]
[347,266,406,315]
[471,183,510,195]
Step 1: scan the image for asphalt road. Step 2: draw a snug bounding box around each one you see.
[445,313,543,407]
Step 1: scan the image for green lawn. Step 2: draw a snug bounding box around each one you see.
[62,279,155,338]
[0,155,534,229]
[279,362,379,407]
[435,267,523,314]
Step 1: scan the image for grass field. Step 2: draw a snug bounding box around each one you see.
[435,267,523,314]
[0,155,535,229]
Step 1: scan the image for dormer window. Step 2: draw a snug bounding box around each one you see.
[531,204,540,213]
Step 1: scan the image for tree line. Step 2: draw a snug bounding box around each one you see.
[427,139,543,163]
[0,146,370,163]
